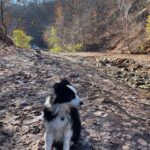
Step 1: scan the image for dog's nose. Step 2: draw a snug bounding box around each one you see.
[80,101,83,105]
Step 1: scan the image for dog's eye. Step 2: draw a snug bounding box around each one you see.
[68,94,75,100]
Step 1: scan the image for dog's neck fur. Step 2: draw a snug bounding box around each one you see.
[51,103,71,117]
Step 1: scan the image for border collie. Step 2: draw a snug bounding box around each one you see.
[43,79,83,150]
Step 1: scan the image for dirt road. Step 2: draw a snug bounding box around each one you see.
[0,49,150,150]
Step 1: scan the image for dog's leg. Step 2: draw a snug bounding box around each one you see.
[63,130,73,150]
[45,132,53,150]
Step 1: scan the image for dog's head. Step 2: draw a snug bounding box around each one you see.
[53,79,83,108]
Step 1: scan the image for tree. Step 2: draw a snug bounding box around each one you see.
[0,0,10,40]
[115,0,132,32]
[13,29,32,48]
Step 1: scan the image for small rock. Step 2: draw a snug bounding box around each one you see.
[122,144,130,150]
[116,58,128,65]
[138,139,147,146]
[139,85,150,90]
[93,111,103,116]
[69,73,79,78]
[102,98,113,104]
[20,100,28,108]
[135,79,145,86]
[96,63,102,67]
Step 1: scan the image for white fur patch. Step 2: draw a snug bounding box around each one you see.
[71,95,81,108]
[45,104,72,143]
[66,85,77,94]
[44,96,51,108]
[67,85,83,108]
[63,130,73,150]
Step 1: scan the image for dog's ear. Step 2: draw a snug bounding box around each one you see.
[60,79,70,85]
[53,83,61,95]
[53,79,71,96]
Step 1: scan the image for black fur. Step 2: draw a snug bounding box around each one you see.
[70,107,81,143]
[53,79,75,104]
[43,107,57,121]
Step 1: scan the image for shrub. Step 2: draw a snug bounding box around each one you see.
[66,43,83,52]
[47,27,59,48]
[146,15,150,37]
[130,45,147,54]
[43,26,62,53]
[13,29,32,48]
[128,15,150,54]
[51,45,62,53]
[43,26,83,53]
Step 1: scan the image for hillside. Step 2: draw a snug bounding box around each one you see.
[6,0,149,53]
[0,47,150,149]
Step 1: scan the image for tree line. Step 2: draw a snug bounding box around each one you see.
[0,0,150,53]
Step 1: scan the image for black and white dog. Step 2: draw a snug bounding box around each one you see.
[43,79,83,150]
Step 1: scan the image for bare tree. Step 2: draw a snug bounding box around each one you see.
[0,0,8,40]
[116,0,132,32]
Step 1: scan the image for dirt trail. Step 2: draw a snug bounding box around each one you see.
[0,49,150,150]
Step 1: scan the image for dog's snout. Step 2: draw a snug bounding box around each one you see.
[80,101,83,105]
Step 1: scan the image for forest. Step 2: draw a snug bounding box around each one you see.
[0,0,150,53]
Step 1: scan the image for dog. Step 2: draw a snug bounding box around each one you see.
[43,79,83,150]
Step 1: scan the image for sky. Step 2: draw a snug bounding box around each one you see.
[13,0,31,3]
[12,0,52,3]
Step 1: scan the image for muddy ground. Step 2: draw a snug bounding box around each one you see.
[0,48,150,150]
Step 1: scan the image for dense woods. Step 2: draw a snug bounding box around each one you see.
[0,0,150,53]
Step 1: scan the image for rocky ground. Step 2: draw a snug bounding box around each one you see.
[62,52,150,98]
[0,48,150,150]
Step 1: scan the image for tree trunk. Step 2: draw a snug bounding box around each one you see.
[0,0,7,40]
